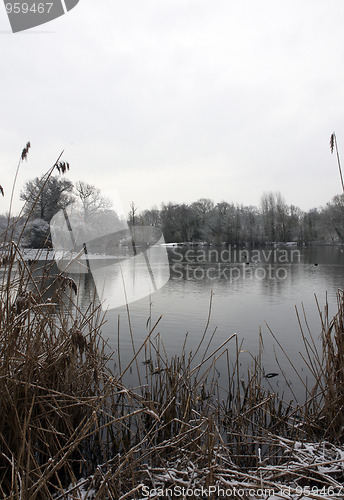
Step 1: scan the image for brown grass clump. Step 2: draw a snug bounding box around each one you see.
[0,245,119,497]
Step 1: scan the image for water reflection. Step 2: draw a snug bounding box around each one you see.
[74,245,344,402]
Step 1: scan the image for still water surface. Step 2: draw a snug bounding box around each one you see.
[78,245,344,401]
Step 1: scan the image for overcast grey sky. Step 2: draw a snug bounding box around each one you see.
[1,0,344,216]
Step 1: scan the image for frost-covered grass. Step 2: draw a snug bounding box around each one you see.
[59,438,344,499]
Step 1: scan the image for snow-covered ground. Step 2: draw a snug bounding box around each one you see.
[56,439,344,499]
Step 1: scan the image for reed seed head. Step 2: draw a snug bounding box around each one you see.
[55,161,70,174]
[21,141,31,161]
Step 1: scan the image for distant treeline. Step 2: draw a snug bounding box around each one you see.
[130,192,344,245]
[1,174,344,247]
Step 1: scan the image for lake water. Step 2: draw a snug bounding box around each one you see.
[75,245,344,402]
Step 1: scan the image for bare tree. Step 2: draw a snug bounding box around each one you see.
[128,201,139,226]
[20,176,74,222]
[75,181,112,220]
[324,194,344,241]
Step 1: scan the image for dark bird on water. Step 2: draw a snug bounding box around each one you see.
[264,372,279,379]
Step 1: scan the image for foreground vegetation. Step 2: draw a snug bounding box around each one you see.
[1,144,344,498]
[1,241,344,498]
